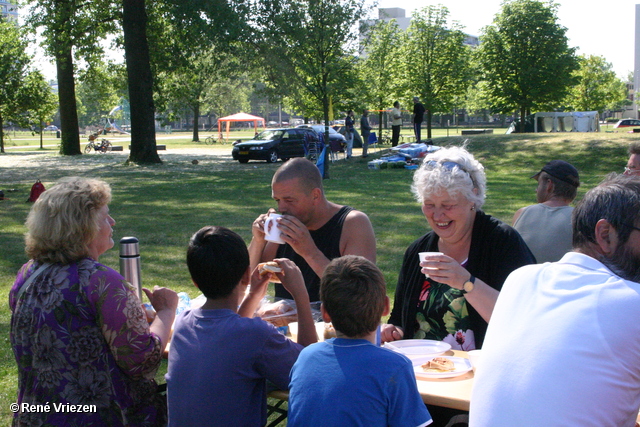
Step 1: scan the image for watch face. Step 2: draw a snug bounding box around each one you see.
[463,281,474,293]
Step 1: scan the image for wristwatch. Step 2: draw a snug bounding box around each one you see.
[462,275,475,294]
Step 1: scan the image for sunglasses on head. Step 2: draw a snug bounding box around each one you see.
[425,160,476,187]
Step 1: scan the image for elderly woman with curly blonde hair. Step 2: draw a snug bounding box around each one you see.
[10,177,178,426]
[381,147,535,351]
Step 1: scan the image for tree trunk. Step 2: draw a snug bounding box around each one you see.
[56,50,81,155]
[39,119,44,149]
[0,114,5,154]
[123,0,161,164]
[378,96,384,141]
[519,105,526,133]
[426,109,432,139]
[192,103,200,142]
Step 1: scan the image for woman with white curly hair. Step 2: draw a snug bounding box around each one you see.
[10,177,178,426]
[381,146,535,352]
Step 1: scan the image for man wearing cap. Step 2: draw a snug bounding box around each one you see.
[512,160,580,263]
[624,141,640,176]
[412,96,426,143]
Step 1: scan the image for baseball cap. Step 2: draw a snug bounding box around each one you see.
[531,160,580,187]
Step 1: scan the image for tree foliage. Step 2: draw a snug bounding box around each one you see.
[253,0,369,178]
[565,55,628,114]
[400,5,471,138]
[0,21,29,153]
[24,0,117,155]
[76,62,127,128]
[477,0,578,131]
[0,22,53,153]
[357,19,403,137]
[158,47,251,142]
[21,70,59,149]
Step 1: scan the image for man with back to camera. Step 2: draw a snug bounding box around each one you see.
[470,174,640,427]
[512,160,580,263]
[412,96,426,143]
[624,141,640,176]
[391,101,402,147]
[248,157,376,302]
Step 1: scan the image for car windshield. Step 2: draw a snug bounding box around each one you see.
[308,125,336,134]
[255,130,283,141]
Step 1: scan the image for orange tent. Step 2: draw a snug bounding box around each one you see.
[217,113,266,141]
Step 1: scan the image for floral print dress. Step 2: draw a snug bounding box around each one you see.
[414,275,475,351]
[10,259,164,426]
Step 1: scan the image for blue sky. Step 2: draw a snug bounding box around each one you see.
[375,0,637,78]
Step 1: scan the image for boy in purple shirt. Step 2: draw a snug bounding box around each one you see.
[166,226,317,426]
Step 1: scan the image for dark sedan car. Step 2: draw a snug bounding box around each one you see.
[296,124,346,146]
[231,128,318,163]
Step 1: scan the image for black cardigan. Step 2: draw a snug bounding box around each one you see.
[388,210,536,348]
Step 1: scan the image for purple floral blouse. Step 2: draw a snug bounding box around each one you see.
[10,258,164,426]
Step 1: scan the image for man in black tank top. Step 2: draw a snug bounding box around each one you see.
[249,158,377,302]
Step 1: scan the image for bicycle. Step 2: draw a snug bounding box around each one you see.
[85,137,113,153]
[204,135,217,144]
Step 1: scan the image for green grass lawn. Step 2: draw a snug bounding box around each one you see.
[0,129,635,424]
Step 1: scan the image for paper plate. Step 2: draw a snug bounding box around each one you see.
[382,339,451,358]
[413,356,472,379]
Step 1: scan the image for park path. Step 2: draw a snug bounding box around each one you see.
[0,146,237,187]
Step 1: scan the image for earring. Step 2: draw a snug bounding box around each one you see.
[471,206,475,211]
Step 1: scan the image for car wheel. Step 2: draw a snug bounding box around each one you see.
[267,150,278,163]
[238,158,249,164]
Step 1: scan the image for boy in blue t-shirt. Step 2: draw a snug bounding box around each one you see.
[287,255,432,427]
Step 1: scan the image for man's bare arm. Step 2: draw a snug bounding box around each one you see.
[339,210,376,263]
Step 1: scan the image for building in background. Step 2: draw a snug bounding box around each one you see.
[0,0,18,22]
[361,8,480,54]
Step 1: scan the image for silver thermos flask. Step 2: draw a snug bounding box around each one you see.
[120,236,142,300]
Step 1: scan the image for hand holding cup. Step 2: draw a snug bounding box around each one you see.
[418,252,443,278]
[264,213,285,244]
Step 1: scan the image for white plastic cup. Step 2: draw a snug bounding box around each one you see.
[467,349,482,373]
[264,213,285,244]
[418,252,443,278]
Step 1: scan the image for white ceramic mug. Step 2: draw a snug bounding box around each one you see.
[264,213,285,244]
[418,252,443,278]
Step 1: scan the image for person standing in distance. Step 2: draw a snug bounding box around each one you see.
[391,101,402,147]
[412,96,426,143]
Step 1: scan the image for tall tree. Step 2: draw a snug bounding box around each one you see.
[158,47,251,142]
[254,0,369,178]
[0,21,31,153]
[477,0,579,132]
[25,0,116,155]
[358,19,403,139]
[21,70,59,149]
[123,0,161,163]
[565,54,628,114]
[400,5,471,139]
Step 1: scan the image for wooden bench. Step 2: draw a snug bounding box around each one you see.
[111,146,124,151]
[127,145,166,150]
[461,129,493,135]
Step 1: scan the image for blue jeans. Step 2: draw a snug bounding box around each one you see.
[414,122,422,142]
